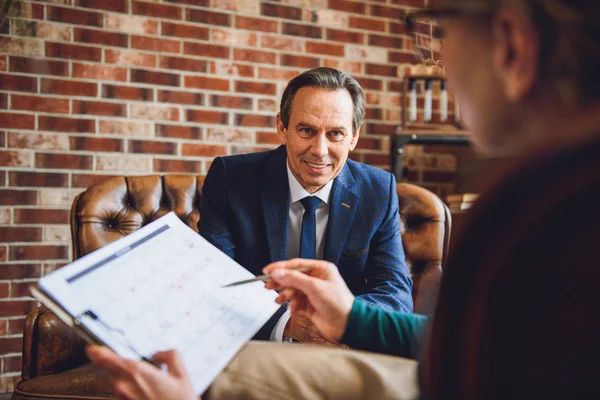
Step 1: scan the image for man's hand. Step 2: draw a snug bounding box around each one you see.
[86,346,197,400]
[264,258,355,343]
[283,311,348,347]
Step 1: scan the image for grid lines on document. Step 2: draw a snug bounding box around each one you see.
[70,231,260,377]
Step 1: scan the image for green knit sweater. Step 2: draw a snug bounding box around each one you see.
[340,299,428,359]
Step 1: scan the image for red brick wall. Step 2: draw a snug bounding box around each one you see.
[0,0,426,390]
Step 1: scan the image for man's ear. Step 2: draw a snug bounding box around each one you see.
[349,126,360,151]
[276,113,287,144]
[491,8,539,101]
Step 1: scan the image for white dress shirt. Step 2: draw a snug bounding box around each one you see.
[270,161,333,341]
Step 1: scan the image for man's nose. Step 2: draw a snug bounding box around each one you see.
[310,132,328,158]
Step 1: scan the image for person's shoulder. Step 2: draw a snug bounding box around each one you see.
[345,158,393,189]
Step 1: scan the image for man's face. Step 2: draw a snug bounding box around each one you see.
[277,87,359,194]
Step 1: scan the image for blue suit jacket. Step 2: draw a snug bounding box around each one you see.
[199,146,413,337]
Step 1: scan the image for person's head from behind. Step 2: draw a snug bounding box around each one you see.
[277,67,365,194]
[414,0,600,156]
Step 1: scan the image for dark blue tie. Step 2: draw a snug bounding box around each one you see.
[299,196,321,259]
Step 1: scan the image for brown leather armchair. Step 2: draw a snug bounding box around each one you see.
[13,175,450,400]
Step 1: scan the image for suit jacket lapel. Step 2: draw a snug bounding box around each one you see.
[324,163,359,265]
[261,146,290,263]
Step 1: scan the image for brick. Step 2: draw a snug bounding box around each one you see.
[76,0,128,13]
[0,73,36,92]
[156,124,202,140]
[206,128,252,143]
[362,153,389,166]
[45,42,101,61]
[306,41,344,57]
[0,337,23,353]
[210,95,252,110]
[133,1,182,20]
[0,112,35,130]
[8,317,26,335]
[74,28,128,48]
[72,100,127,117]
[157,90,204,106]
[0,93,6,109]
[364,122,398,135]
[0,246,5,261]
[0,283,7,298]
[236,16,278,33]
[213,28,257,47]
[105,14,158,35]
[185,109,228,124]
[310,9,348,28]
[280,54,319,69]
[0,19,8,35]
[0,300,37,318]
[99,120,153,137]
[257,67,301,81]
[130,104,179,121]
[0,264,41,280]
[129,139,176,155]
[0,55,6,71]
[389,21,408,36]
[41,78,97,97]
[8,132,69,150]
[186,9,231,27]
[235,114,275,128]
[346,45,387,63]
[261,35,303,52]
[11,94,69,113]
[181,144,226,157]
[349,16,386,32]
[261,3,301,20]
[39,116,95,133]
[0,37,43,58]
[12,20,71,41]
[105,49,156,68]
[213,0,258,13]
[153,158,202,173]
[0,150,31,167]
[9,245,69,261]
[102,84,153,101]
[356,137,382,150]
[131,36,180,54]
[257,131,282,145]
[35,153,93,169]
[390,0,426,5]
[159,56,207,73]
[47,6,103,27]
[234,48,276,64]
[389,51,414,64]
[327,28,364,44]
[209,61,255,78]
[184,42,229,59]
[0,227,41,242]
[9,282,35,299]
[258,99,277,112]
[366,63,398,77]
[283,22,321,39]
[72,63,128,82]
[70,136,124,152]
[164,0,209,5]
[161,22,209,40]
[235,80,275,95]
[96,155,151,172]
[185,76,229,91]
[131,69,180,87]
[331,0,366,13]
[369,34,404,49]
[0,190,36,206]
[71,173,118,188]
[9,171,68,188]
[371,5,405,20]
[356,77,383,91]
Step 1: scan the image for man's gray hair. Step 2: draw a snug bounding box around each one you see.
[280,67,365,133]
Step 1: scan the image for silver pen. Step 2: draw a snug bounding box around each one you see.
[222,266,316,288]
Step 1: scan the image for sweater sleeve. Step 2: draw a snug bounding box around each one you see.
[340,299,428,359]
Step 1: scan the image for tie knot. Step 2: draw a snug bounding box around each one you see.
[300,196,321,214]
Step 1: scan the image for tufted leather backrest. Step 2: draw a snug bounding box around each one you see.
[71,175,450,314]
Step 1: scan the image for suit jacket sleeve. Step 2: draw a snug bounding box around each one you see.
[357,173,413,313]
[198,157,235,259]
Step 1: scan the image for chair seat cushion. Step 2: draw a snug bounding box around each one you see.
[13,363,115,400]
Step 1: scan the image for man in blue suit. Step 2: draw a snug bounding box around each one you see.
[198,67,412,343]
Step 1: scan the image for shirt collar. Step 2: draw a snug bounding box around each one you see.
[286,160,333,205]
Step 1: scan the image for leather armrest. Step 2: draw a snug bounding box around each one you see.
[21,306,88,380]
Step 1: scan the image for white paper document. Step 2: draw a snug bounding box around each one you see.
[33,212,280,395]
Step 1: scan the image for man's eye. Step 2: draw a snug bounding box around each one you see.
[300,128,312,134]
